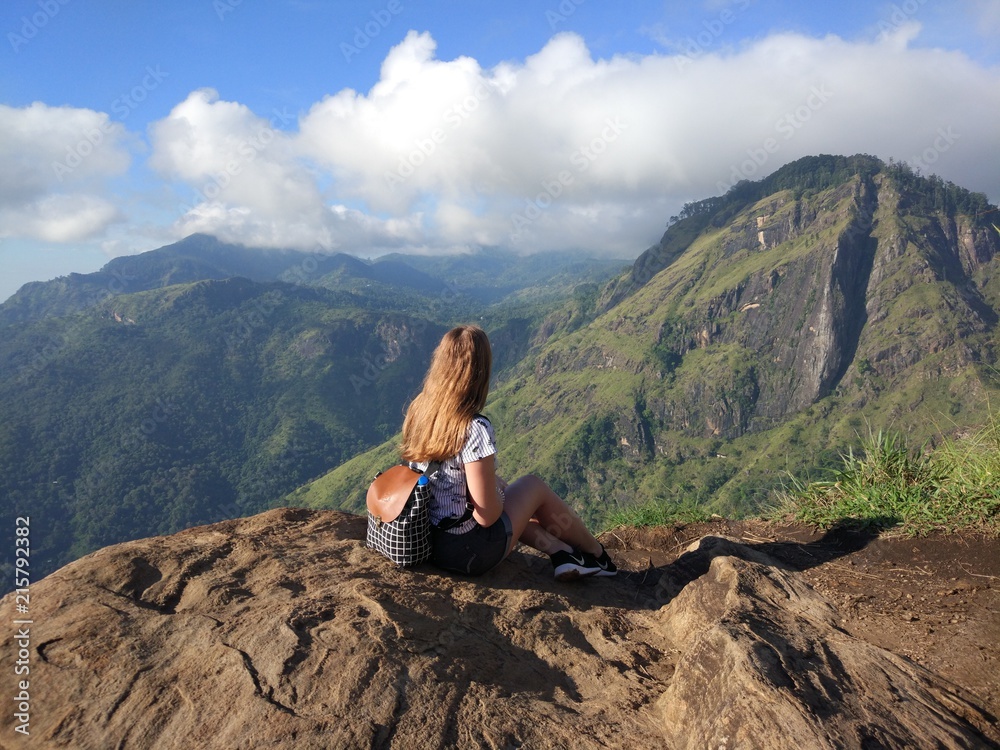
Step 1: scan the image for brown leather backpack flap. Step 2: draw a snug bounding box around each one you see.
[366,465,421,523]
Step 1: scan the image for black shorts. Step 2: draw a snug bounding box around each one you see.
[430,512,513,576]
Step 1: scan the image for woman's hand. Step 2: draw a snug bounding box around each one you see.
[465,456,504,527]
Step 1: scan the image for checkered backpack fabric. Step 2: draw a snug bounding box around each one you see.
[365,464,436,567]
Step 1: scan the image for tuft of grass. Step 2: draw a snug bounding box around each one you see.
[605,497,712,528]
[775,422,1000,536]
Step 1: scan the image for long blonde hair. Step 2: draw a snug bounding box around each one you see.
[401,325,492,462]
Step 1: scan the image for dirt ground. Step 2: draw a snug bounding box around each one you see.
[602,519,1000,721]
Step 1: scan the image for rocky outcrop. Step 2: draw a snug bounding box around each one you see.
[1,509,995,749]
[654,536,997,749]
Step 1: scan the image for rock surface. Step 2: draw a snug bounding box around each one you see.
[653,536,997,749]
[1,508,996,749]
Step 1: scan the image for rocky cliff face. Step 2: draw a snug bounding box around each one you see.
[622,169,998,435]
[1,509,996,749]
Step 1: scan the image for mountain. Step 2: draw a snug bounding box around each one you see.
[0,243,624,577]
[2,234,277,324]
[379,247,630,306]
[0,234,446,325]
[4,154,998,576]
[0,234,627,324]
[293,155,1000,523]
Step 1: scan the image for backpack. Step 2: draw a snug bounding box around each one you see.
[365,463,437,567]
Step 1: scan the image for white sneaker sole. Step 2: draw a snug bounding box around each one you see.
[553,564,600,581]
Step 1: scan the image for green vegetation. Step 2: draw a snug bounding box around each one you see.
[605,497,713,528]
[773,422,1000,535]
[601,417,1000,536]
[0,250,626,578]
[0,280,449,573]
[5,154,999,580]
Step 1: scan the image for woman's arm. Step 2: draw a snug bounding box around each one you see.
[464,456,504,527]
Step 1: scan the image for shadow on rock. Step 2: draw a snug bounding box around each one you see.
[640,520,882,609]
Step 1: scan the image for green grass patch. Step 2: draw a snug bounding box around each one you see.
[774,422,1000,535]
[605,497,713,528]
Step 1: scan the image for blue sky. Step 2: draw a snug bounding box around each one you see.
[2,0,999,302]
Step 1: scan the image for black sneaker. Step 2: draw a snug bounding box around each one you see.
[581,545,617,577]
[551,549,602,581]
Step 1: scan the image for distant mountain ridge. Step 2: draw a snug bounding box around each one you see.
[0,234,448,325]
[0,234,627,325]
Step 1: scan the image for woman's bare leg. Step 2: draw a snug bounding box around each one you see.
[516,519,566,555]
[503,474,602,556]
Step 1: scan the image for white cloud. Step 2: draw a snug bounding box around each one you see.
[149,89,326,222]
[142,27,1000,257]
[0,103,131,242]
[298,32,510,214]
[0,194,122,243]
[295,28,1000,254]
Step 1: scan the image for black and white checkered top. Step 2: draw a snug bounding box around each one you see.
[413,415,497,535]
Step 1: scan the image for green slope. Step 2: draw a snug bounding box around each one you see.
[0,277,448,575]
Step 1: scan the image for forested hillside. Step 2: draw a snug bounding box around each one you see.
[0,279,446,574]
[1,247,625,577]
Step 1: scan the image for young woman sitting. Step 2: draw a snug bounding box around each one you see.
[400,324,617,580]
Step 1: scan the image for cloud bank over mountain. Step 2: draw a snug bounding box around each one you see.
[0,103,130,243]
[4,25,1000,258]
